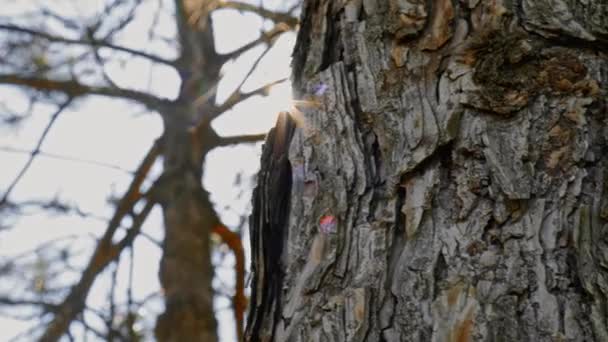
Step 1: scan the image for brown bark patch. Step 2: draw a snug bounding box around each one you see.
[420,0,454,50]
[537,54,587,93]
[543,120,577,173]
[466,240,485,256]
[390,44,409,67]
[447,283,464,307]
[388,0,428,40]
[453,306,475,342]
[469,30,591,115]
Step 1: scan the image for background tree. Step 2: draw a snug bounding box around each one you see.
[248,0,608,341]
[0,0,299,341]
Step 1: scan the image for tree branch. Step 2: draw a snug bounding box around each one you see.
[216,1,298,27]
[4,198,108,222]
[0,146,133,174]
[215,133,267,147]
[37,140,161,342]
[0,296,58,310]
[97,0,143,41]
[0,99,72,207]
[39,198,155,342]
[0,24,175,67]
[188,77,286,140]
[220,23,291,61]
[212,224,246,342]
[208,78,287,121]
[193,41,272,111]
[0,74,167,109]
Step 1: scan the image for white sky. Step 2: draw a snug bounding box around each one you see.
[0,0,296,340]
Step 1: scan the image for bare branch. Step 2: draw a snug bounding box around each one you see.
[126,246,136,339]
[39,198,155,342]
[5,198,108,222]
[209,78,287,121]
[40,7,81,31]
[37,140,161,342]
[138,231,162,247]
[7,323,44,342]
[75,317,107,341]
[192,42,271,110]
[0,296,58,313]
[216,1,298,27]
[212,224,246,341]
[0,74,167,108]
[102,140,162,241]
[107,260,119,341]
[220,23,292,61]
[188,77,286,141]
[97,0,143,40]
[0,146,133,174]
[215,133,266,147]
[189,30,288,144]
[0,24,176,67]
[0,99,72,206]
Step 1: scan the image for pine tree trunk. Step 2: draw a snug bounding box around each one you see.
[154,113,218,342]
[248,1,608,341]
[153,4,224,338]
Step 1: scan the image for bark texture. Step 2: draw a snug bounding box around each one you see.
[249,0,608,341]
[248,112,297,341]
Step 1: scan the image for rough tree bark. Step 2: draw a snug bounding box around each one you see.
[248,0,608,341]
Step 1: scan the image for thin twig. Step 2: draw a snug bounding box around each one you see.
[0,24,175,67]
[0,74,167,108]
[37,140,161,342]
[220,23,291,61]
[208,78,287,121]
[0,98,72,206]
[39,198,155,342]
[0,146,133,174]
[9,199,109,222]
[126,244,137,341]
[212,224,246,342]
[107,261,119,341]
[215,133,267,147]
[216,1,298,27]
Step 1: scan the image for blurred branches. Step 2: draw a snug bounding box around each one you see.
[0,0,300,340]
[0,24,176,66]
[216,1,299,26]
[0,98,72,206]
[0,74,167,107]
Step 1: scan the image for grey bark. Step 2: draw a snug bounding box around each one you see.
[249,0,608,341]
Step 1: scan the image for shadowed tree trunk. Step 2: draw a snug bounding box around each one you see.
[248,0,608,341]
[151,2,223,339]
[153,113,218,341]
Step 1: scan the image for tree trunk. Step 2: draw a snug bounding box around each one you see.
[153,3,224,339]
[248,1,608,341]
[153,112,218,342]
